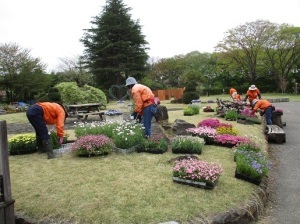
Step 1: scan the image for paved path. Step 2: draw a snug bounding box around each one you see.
[259,102,300,223]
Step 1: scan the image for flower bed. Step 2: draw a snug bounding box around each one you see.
[70,134,113,157]
[213,134,251,147]
[8,133,37,155]
[171,136,204,154]
[186,126,216,145]
[137,134,168,154]
[234,150,270,185]
[172,158,223,189]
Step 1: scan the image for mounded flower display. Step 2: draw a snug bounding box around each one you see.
[186,126,216,145]
[71,134,113,157]
[172,158,223,189]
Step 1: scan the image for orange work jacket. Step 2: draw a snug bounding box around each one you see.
[36,102,66,137]
[229,88,237,97]
[130,84,155,115]
[253,100,272,112]
[246,89,261,102]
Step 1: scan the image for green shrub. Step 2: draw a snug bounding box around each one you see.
[225,110,238,121]
[182,92,199,104]
[8,134,37,155]
[55,82,107,107]
[188,104,200,114]
[183,107,195,116]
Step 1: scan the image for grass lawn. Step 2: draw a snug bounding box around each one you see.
[3,93,297,223]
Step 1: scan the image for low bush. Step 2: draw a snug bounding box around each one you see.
[8,133,37,155]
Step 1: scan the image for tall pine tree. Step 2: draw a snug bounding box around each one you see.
[81,0,149,89]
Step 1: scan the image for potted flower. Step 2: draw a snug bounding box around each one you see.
[235,151,270,185]
[71,134,113,157]
[186,126,216,145]
[111,122,145,153]
[213,134,251,148]
[203,106,215,112]
[137,134,168,154]
[171,136,204,154]
[172,158,223,189]
[216,126,238,136]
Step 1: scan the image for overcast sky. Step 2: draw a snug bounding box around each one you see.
[1,0,299,72]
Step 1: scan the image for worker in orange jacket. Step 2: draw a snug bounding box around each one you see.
[26,102,68,159]
[250,99,274,125]
[126,77,157,137]
[229,88,237,99]
[243,84,261,103]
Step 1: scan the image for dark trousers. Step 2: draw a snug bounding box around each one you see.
[26,104,49,141]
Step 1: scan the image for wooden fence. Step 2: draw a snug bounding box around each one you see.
[0,121,15,224]
[152,88,184,101]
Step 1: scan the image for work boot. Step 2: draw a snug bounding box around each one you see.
[42,140,55,159]
[36,136,45,153]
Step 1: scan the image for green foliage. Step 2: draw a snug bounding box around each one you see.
[0,43,50,103]
[225,110,238,121]
[74,122,119,138]
[37,87,62,103]
[8,133,37,155]
[185,82,197,92]
[49,131,61,149]
[55,82,107,107]
[183,107,195,116]
[188,104,200,114]
[235,151,270,181]
[171,136,204,154]
[138,135,168,153]
[112,123,145,149]
[182,92,199,104]
[80,0,149,89]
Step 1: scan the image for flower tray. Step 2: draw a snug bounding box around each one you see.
[137,148,167,154]
[113,146,137,154]
[234,170,261,185]
[172,177,216,189]
[172,148,202,155]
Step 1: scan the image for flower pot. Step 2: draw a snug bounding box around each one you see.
[137,147,167,154]
[172,177,217,189]
[214,142,236,148]
[234,170,261,185]
[172,148,202,155]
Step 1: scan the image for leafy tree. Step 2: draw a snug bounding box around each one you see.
[80,0,149,90]
[215,20,273,83]
[262,24,300,93]
[0,42,50,103]
[56,56,94,87]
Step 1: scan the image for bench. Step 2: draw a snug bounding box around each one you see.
[69,111,104,120]
[265,125,286,144]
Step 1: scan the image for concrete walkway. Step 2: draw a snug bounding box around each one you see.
[258,101,300,224]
